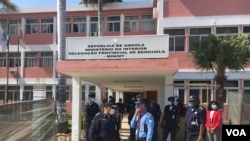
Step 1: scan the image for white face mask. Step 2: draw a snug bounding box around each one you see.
[110,109,115,115]
[211,104,217,110]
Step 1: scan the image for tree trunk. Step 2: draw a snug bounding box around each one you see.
[56,0,68,133]
[215,70,227,110]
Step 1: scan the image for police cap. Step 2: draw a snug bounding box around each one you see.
[189,95,199,101]
[135,98,148,105]
[104,102,113,107]
[88,93,95,98]
[168,96,174,102]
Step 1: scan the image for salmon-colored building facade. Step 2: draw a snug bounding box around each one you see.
[1,0,250,140]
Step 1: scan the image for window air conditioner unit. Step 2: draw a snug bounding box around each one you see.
[90,32,98,37]
[10,70,17,75]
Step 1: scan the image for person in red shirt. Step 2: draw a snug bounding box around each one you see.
[205,101,222,141]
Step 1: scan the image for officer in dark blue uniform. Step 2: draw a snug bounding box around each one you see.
[161,96,179,141]
[89,102,120,141]
[84,93,100,141]
[185,96,206,141]
[130,98,154,141]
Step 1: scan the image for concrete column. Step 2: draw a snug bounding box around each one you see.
[20,84,24,101]
[86,16,90,37]
[71,77,82,141]
[95,85,102,105]
[120,14,124,36]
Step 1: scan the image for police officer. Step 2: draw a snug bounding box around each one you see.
[161,96,179,141]
[185,96,206,141]
[84,93,100,141]
[130,98,154,141]
[147,97,161,141]
[89,102,120,141]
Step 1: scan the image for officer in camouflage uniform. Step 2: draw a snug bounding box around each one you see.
[89,102,120,141]
[84,93,100,141]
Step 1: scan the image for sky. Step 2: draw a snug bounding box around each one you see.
[11,0,143,7]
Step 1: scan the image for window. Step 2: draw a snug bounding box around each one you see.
[0,19,7,33]
[165,29,185,51]
[124,15,138,32]
[46,86,53,98]
[41,18,53,33]
[189,80,212,103]
[40,52,53,67]
[89,85,96,96]
[9,52,21,67]
[73,17,86,33]
[216,27,238,37]
[66,18,71,33]
[9,19,20,35]
[0,86,4,100]
[25,52,37,67]
[23,86,33,101]
[189,28,211,51]
[107,16,120,32]
[82,85,85,101]
[0,53,6,67]
[223,80,239,103]
[174,81,185,104]
[25,19,38,34]
[90,17,98,33]
[141,15,156,31]
[243,26,250,34]
[8,86,20,101]
[243,80,250,103]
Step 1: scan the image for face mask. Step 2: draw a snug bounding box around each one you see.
[188,102,194,108]
[90,98,95,102]
[110,109,115,115]
[211,104,217,110]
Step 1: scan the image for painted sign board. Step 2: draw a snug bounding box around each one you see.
[66,35,169,60]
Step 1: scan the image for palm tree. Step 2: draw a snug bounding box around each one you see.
[191,34,250,108]
[0,0,17,12]
[80,0,122,36]
[56,0,68,133]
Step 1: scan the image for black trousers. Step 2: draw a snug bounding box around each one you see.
[136,137,146,141]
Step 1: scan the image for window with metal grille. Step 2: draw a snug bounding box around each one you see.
[40,52,53,67]
[9,52,21,67]
[141,15,156,31]
[107,16,120,32]
[25,19,38,34]
[73,17,86,33]
[41,18,53,33]
[25,52,37,67]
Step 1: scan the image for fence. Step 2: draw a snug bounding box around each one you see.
[0,98,56,141]
[227,91,250,125]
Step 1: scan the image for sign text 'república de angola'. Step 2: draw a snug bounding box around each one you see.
[65,35,169,60]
